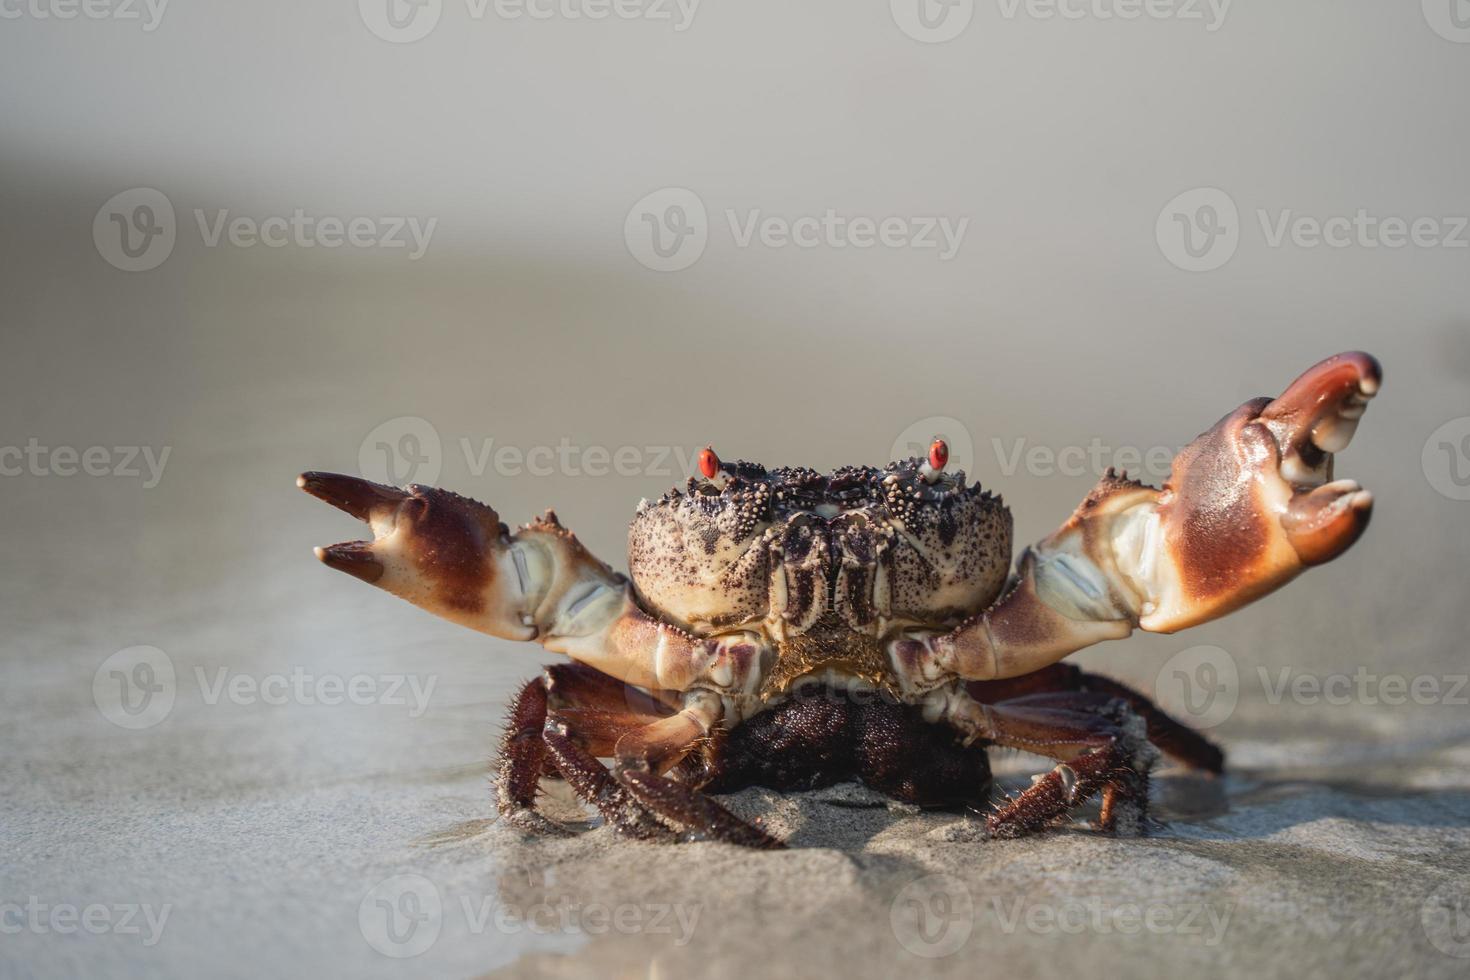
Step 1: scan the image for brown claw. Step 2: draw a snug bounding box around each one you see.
[297,471,531,638]
[314,540,385,583]
[1281,479,1373,566]
[297,471,409,522]
[1133,351,1381,632]
[1259,351,1382,486]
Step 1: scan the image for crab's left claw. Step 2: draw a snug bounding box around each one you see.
[1121,351,1380,632]
[1257,351,1379,564]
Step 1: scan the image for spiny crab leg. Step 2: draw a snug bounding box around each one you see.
[894,351,1381,688]
[298,473,768,699]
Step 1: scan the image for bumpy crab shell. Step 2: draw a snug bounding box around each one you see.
[626,458,1012,638]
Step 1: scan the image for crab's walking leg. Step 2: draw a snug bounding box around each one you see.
[611,692,786,850]
[934,686,1158,837]
[967,665,1223,773]
[492,666,778,846]
[494,664,676,841]
[298,473,767,697]
[891,351,1381,688]
[494,676,569,836]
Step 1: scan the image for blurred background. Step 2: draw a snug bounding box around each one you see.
[2,1,1469,977]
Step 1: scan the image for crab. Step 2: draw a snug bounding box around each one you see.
[298,351,1381,847]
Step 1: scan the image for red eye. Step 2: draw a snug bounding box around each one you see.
[928,439,949,471]
[698,446,720,480]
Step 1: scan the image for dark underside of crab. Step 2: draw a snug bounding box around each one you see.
[496,662,1224,847]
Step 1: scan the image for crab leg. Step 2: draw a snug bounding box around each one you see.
[891,351,1381,687]
[966,664,1224,773]
[934,685,1157,837]
[610,690,786,849]
[298,473,768,697]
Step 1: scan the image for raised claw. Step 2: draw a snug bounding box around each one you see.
[299,471,546,640]
[1122,351,1380,632]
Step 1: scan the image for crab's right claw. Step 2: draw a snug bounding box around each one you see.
[299,472,549,641]
[1128,351,1381,632]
